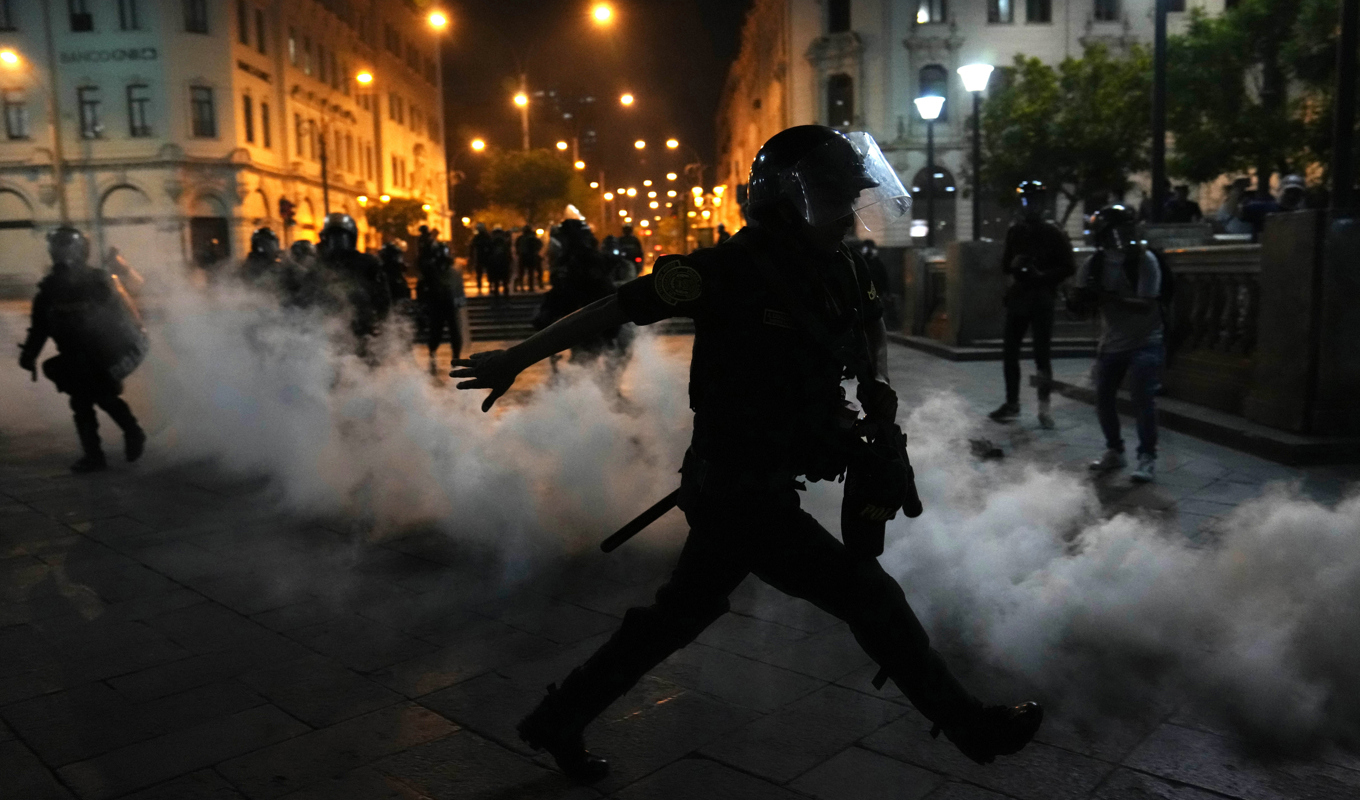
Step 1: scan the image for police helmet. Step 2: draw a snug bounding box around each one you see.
[379,241,406,263]
[319,213,358,253]
[250,227,281,258]
[1016,180,1047,214]
[1088,205,1138,247]
[289,239,317,262]
[621,224,634,236]
[48,226,91,267]
[747,126,909,231]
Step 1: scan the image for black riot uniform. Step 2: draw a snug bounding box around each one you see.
[515,225,543,291]
[241,227,284,292]
[316,213,391,347]
[989,181,1075,427]
[19,227,147,473]
[468,223,492,295]
[533,219,620,359]
[615,225,643,279]
[515,126,1041,783]
[418,241,464,370]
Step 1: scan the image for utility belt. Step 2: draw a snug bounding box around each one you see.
[678,447,805,512]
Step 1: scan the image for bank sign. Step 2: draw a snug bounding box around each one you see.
[61,48,158,64]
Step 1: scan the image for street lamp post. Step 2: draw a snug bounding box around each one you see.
[914,95,945,248]
[957,63,993,241]
[1151,0,1169,223]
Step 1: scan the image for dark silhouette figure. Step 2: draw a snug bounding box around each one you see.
[468,222,493,295]
[316,213,391,352]
[485,227,514,302]
[615,224,643,280]
[533,219,620,361]
[418,240,465,372]
[1163,185,1203,223]
[515,226,543,292]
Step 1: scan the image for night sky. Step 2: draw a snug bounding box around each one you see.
[438,0,753,213]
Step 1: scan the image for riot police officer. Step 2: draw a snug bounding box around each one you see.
[615,223,643,279]
[316,213,391,347]
[19,227,147,473]
[515,225,543,292]
[379,240,413,305]
[241,227,283,291]
[468,222,492,295]
[453,126,1042,782]
[989,180,1075,428]
[418,240,465,373]
[532,219,620,361]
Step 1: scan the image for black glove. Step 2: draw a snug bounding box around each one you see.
[840,423,923,559]
[17,346,36,380]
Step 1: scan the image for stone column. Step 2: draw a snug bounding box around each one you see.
[944,239,1006,346]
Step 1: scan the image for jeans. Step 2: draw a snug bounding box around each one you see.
[1095,343,1164,457]
[1002,290,1054,405]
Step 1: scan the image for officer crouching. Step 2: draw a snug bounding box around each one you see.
[18,227,148,473]
[452,125,1042,782]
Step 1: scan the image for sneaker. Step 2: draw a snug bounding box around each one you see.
[1088,449,1127,472]
[71,454,108,474]
[1130,454,1156,483]
[124,427,146,462]
[988,403,1020,423]
[940,702,1045,765]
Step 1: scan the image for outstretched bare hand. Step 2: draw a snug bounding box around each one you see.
[450,350,520,412]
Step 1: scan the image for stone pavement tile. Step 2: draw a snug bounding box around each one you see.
[370,729,601,800]
[1092,767,1230,799]
[610,757,802,800]
[550,573,659,619]
[0,511,79,559]
[1031,710,1165,765]
[739,621,874,683]
[475,592,622,645]
[373,621,556,698]
[31,615,169,659]
[1123,723,1360,800]
[74,515,159,547]
[284,613,438,674]
[57,634,194,685]
[491,631,614,693]
[921,783,1011,800]
[861,713,1114,800]
[1,681,164,767]
[651,642,826,713]
[216,701,456,799]
[21,488,136,524]
[417,670,541,756]
[56,704,309,800]
[273,766,425,799]
[134,541,227,584]
[788,745,945,800]
[0,739,76,799]
[144,602,304,660]
[239,654,403,727]
[109,649,279,703]
[352,590,481,634]
[139,680,268,733]
[833,662,911,705]
[585,675,764,794]
[1175,498,1238,518]
[693,612,809,662]
[116,768,247,799]
[700,684,906,784]
[188,574,314,618]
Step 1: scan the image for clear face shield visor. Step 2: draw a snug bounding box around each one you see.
[778,131,911,232]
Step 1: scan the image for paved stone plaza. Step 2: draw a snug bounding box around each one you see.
[3,333,1359,800]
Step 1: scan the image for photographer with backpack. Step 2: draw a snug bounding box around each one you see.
[1069,205,1170,484]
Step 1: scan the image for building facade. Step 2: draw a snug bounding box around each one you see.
[714,0,1226,247]
[0,0,448,297]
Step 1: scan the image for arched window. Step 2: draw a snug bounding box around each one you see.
[918,65,948,121]
[828,0,850,32]
[827,74,854,128]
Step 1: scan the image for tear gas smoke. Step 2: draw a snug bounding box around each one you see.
[3,266,1357,754]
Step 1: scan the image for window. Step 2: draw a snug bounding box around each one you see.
[989,0,1014,23]
[261,102,271,148]
[243,94,254,143]
[118,0,142,30]
[190,86,216,137]
[288,28,297,65]
[126,84,151,137]
[330,52,339,90]
[295,113,304,154]
[184,0,208,33]
[828,0,850,32]
[303,37,312,75]
[917,0,947,23]
[255,9,266,53]
[237,1,248,44]
[0,0,15,31]
[1093,0,1119,22]
[345,134,354,172]
[919,65,948,120]
[1027,0,1051,22]
[826,74,853,127]
[317,44,328,83]
[69,0,93,32]
[77,86,100,138]
[3,89,28,139]
[342,61,351,96]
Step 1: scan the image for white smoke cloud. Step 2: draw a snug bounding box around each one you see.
[4,267,1358,754]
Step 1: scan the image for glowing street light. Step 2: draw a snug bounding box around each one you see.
[619,93,634,106]
[691,186,703,195]
[592,3,614,24]
[470,138,486,151]
[647,191,656,197]
[665,138,679,149]
[556,140,569,151]
[461,216,471,226]
[574,160,586,170]
[0,50,20,68]
[667,190,677,197]
[634,139,646,149]
[957,63,995,240]
[616,187,625,194]
[513,92,529,108]
[380,194,391,202]
[422,203,433,211]
[914,94,946,247]
[666,172,677,181]
[355,70,374,85]
[428,10,449,29]
[643,179,652,187]
[603,192,614,201]
[619,209,628,217]
[626,187,637,197]
[713,185,726,195]
[590,181,600,189]
[639,220,649,227]
[357,195,368,205]
[649,201,659,209]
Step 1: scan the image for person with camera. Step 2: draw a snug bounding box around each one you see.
[452,126,1042,783]
[988,180,1075,429]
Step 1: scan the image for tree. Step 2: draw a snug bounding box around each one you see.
[478,149,576,226]
[1166,0,1320,188]
[365,198,428,244]
[979,45,1151,224]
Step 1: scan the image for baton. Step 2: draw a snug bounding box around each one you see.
[600,489,680,553]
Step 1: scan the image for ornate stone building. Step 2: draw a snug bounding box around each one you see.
[0,0,448,296]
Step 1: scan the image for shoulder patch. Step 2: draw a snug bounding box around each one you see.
[653,257,702,306]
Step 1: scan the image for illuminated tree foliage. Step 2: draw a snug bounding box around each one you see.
[364,198,428,243]
[478,148,577,226]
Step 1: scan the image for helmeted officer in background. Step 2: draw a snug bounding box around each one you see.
[452,125,1042,783]
[515,225,544,292]
[468,222,492,295]
[19,227,148,473]
[380,240,413,305]
[615,224,643,279]
[316,213,390,349]
[241,227,284,291]
[989,180,1075,428]
[418,240,465,373]
[533,219,620,361]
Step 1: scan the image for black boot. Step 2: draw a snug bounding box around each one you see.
[936,702,1044,765]
[71,398,106,473]
[517,684,610,783]
[124,426,146,462]
[96,395,144,462]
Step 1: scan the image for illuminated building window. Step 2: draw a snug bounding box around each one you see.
[184,0,208,34]
[127,84,151,137]
[3,89,29,140]
[237,1,249,44]
[190,86,216,138]
[916,0,946,24]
